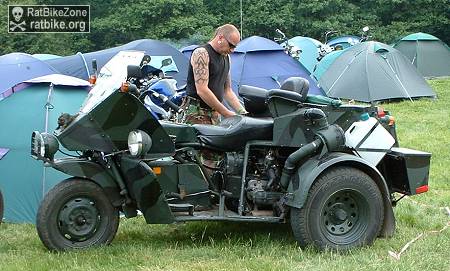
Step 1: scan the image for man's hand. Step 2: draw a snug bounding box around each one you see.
[237,107,248,115]
[222,109,237,118]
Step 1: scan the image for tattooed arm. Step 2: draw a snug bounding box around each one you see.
[191,48,235,117]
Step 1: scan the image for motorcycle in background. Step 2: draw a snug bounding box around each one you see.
[274,29,302,61]
[126,57,185,120]
[360,26,371,42]
[92,55,185,121]
[316,30,338,61]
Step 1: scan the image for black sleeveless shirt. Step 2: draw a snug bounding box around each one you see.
[186,44,230,108]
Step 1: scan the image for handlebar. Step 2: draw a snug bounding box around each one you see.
[139,87,182,113]
[275,28,286,39]
[165,99,182,113]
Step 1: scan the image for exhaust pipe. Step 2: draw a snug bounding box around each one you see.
[279,138,322,189]
[279,118,345,190]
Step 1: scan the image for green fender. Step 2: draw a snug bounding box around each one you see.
[119,156,174,224]
[49,158,122,206]
[287,152,396,237]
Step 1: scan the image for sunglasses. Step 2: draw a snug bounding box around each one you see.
[223,36,237,49]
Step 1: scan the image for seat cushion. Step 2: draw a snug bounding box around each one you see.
[194,115,273,151]
[267,89,305,103]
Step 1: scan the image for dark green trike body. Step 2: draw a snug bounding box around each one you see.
[31,54,430,251]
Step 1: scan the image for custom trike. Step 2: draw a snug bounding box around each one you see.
[32,51,431,251]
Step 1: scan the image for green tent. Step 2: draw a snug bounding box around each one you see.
[318,41,436,102]
[0,84,87,223]
[284,36,323,73]
[312,50,345,81]
[393,32,450,77]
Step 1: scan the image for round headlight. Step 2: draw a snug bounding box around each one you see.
[31,131,59,160]
[34,132,46,157]
[42,133,59,160]
[31,131,45,158]
[128,130,152,157]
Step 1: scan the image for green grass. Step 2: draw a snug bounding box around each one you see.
[1,79,449,271]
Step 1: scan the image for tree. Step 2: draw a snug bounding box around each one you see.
[0,0,449,55]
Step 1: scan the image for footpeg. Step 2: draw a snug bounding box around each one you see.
[169,203,194,215]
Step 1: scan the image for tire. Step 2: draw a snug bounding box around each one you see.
[36,179,119,251]
[291,166,384,251]
[0,189,3,224]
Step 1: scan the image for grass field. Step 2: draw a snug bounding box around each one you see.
[0,79,449,271]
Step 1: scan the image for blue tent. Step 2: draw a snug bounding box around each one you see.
[231,36,323,95]
[284,36,323,73]
[0,53,59,97]
[46,39,189,86]
[32,54,61,61]
[327,35,360,50]
[0,83,89,223]
[180,44,199,60]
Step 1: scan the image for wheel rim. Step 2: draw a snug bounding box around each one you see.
[57,197,101,242]
[320,189,369,245]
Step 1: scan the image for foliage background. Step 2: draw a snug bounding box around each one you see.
[1,0,449,55]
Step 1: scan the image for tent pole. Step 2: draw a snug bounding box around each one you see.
[42,83,54,198]
[384,58,414,102]
[412,40,419,66]
[76,52,90,79]
[240,0,243,37]
[44,83,54,133]
[365,47,371,102]
[325,54,357,95]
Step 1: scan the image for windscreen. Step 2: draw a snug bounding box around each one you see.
[80,50,145,113]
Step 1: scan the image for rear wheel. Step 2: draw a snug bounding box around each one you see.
[36,179,119,251]
[291,166,384,250]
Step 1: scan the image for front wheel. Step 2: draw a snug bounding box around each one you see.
[36,179,119,251]
[291,166,384,251]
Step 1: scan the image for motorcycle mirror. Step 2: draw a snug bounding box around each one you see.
[91,59,98,74]
[127,65,143,78]
[363,26,370,32]
[324,30,338,43]
[141,55,151,66]
[275,28,286,39]
[161,58,172,68]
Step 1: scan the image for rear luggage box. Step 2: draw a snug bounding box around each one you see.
[382,147,431,195]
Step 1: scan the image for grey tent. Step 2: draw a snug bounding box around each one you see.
[393,32,450,77]
[319,41,436,102]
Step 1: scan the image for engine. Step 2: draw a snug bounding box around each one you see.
[223,147,285,213]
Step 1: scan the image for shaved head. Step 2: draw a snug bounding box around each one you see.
[215,24,240,40]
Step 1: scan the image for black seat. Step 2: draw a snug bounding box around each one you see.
[267,77,310,103]
[280,77,310,97]
[266,89,305,103]
[266,77,310,117]
[193,115,273,151]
